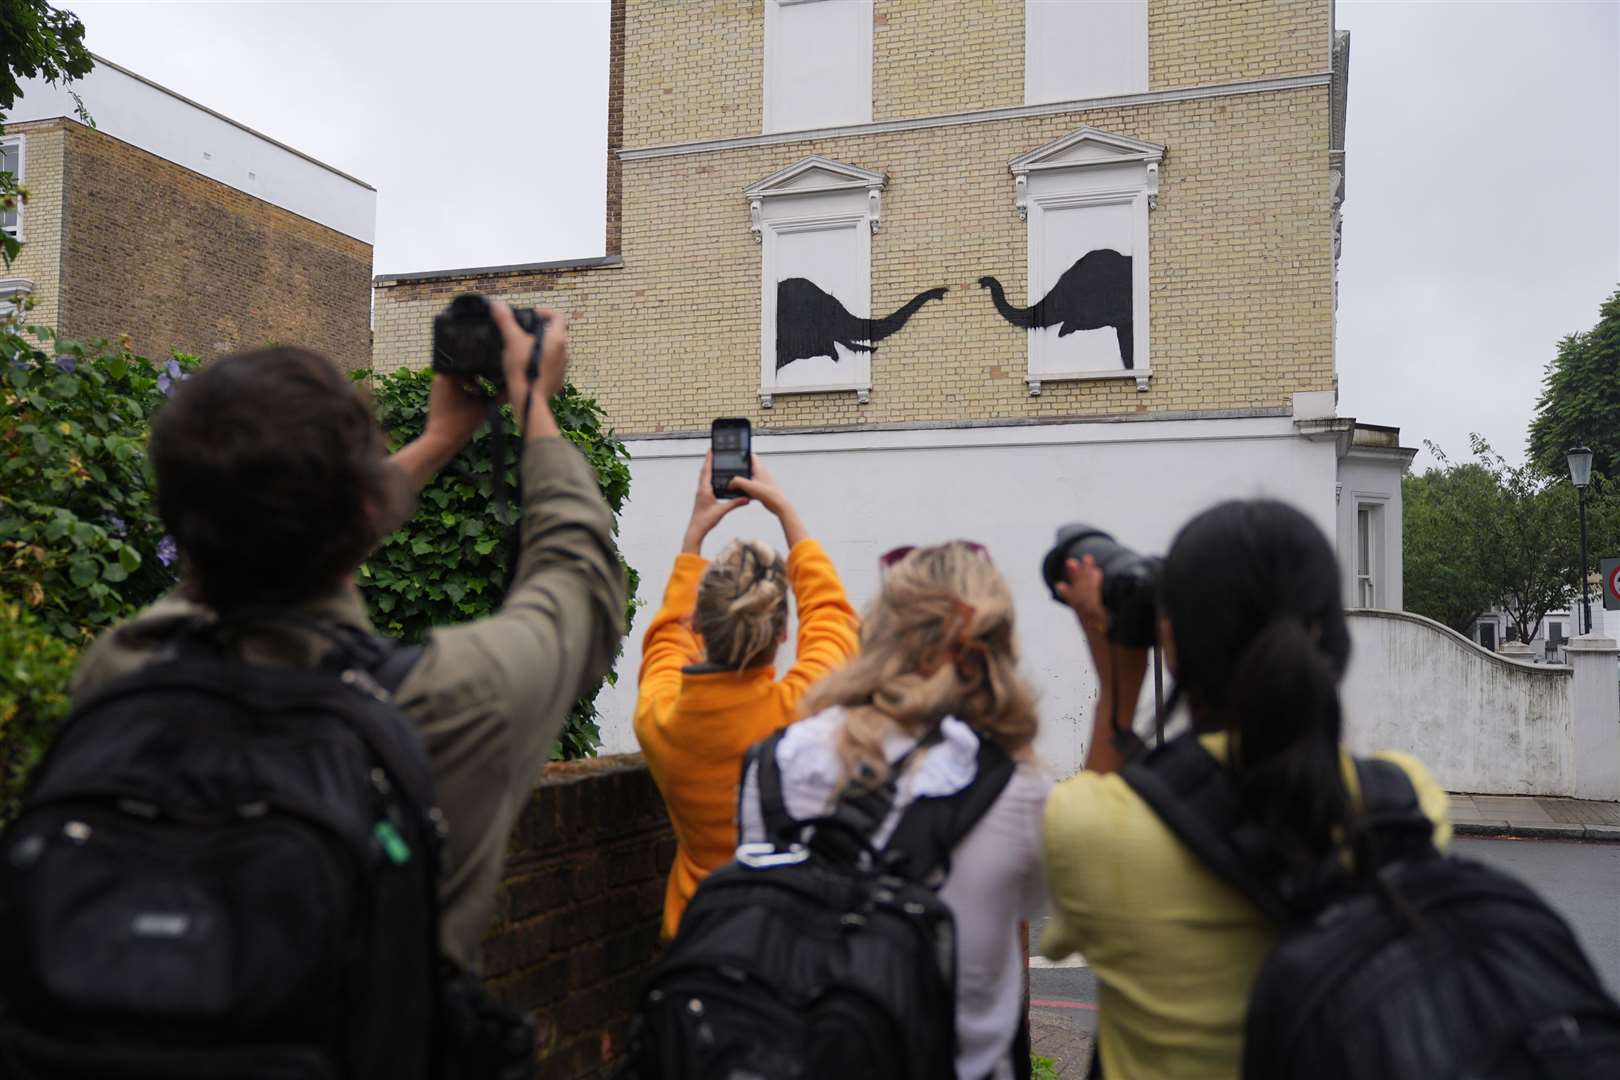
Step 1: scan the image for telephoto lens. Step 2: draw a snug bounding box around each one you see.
[1040,524,1161,649]
[430,294,544,384]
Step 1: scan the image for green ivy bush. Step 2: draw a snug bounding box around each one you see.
[1,326,193,640]
[358,366,638,760]
[1,322,191,817]
[0,600,78,821]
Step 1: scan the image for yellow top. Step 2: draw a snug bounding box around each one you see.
[1040,733,1451,1080]
[633,539,859,939]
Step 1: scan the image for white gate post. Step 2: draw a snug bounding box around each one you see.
[1567,633,1620,801]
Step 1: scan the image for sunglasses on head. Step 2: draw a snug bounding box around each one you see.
[879,541,992,571]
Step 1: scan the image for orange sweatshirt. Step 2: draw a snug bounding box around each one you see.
[633,539,859,938]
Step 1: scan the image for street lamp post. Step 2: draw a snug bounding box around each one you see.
[1567,446,1594,635]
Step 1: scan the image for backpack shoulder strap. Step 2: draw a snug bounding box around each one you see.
[882,734,1017,884]
[1352,757,1437,869]
[1120,735,1293,923]
[743,728,797,846]
[809,727,943,867]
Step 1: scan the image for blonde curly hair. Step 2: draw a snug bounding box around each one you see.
[800,542,1037,787]
[695,538,789,671]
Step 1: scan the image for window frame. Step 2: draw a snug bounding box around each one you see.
[745,156,885,409]
[1,134,24,242]
[1355,501,1384,608]
[1024,0,1150,106]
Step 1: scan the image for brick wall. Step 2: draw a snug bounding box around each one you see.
[55,123,372,368]
[4,120,67,334]
[483,754,673,1080]
[374,85,1333,433]
[620,0,1331,149]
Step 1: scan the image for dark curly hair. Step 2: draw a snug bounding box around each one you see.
[149,347,403,611]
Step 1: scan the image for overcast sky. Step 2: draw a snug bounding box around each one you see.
[61,1,1620,469]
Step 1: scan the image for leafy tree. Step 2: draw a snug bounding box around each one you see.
[1401,450,1500,633]
[1530,287,1620,481]
[1403,436,1618,642]
[358,366,638,761]
[1,0,95,266]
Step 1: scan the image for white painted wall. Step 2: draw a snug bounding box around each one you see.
[1025,1,1149,105]
[1342,610,1580,796]
[600,416,1339,776]
[1336,450,1405,610]
[763,0,874,133]
[10,59,375,243]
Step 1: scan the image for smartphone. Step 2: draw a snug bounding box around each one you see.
[711,418,753,500]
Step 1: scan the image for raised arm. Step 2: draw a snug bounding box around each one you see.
[1057,555,1149,775]
[730,458,858,699]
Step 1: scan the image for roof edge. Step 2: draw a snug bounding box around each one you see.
[374,254,624,286]
[86,53,377,192]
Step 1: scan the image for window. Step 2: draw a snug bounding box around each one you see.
[0,277,32,320]
[764,0,873,133]
[746,156,886,408]
[1002,127,1161,394]
[1,137,21,240]
[1356,504,1380,608]
[1477,622,1497,652]
[1026,0,1148,105]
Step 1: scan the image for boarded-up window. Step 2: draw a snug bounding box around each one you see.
[764,0,873,133]
[1026,0,1148,105]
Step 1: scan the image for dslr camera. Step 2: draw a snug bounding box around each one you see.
[431,294,545,385]
[1041,525,1161,649]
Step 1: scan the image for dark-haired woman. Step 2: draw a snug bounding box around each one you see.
[1039,500,1451,1078]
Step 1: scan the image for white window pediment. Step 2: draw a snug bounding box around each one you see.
[746,156,884,239]
[746,157,891,408]
[996,128,1164,394]
[0,276,34,319]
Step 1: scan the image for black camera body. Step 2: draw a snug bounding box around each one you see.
[431,294,544,384]
[1041,524,1161,649]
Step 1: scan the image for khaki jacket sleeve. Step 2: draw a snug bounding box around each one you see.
[397,436,628,967]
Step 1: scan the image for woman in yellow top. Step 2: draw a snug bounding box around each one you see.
[1041,500,1450,1079]
[634,453,859,938]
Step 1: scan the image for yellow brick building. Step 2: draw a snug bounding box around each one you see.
[372,1,1413,771]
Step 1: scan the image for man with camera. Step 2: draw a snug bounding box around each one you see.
[0,301,626,1077]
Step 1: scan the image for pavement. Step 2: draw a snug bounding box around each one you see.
[1448,792,1620,841]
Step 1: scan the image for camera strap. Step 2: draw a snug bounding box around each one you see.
[494,334,545,595]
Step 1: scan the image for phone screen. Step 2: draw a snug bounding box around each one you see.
[711,419,752,499]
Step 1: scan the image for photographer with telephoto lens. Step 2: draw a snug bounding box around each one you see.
[1036,501,1451,1078]
[10,298,627,1078]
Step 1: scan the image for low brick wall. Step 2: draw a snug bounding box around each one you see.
[482,753,674,1079]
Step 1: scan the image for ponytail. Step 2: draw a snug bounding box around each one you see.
[1224,617,1352,869]
[1160,500,1355,870]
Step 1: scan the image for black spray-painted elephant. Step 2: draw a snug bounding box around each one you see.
[978,248,1134,369]
[775,278,948,372]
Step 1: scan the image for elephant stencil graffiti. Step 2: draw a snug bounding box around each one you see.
[775,278,948,372]
[978,249,1134,369]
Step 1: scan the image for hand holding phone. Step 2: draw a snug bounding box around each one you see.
[710,418,752,499]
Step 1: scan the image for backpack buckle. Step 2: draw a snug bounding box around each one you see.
[736,842,809,869]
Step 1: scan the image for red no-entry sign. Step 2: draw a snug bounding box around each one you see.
[1604,558,1620,612]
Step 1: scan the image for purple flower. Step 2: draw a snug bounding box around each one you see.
[105,515,127,536]
[54,356,77,373]
[165,358,183,378]
[157,373,172,394]
[156,535,178,567]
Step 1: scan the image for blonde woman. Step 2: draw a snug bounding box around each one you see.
[635,453,859,939]
[738,542,1052,1080]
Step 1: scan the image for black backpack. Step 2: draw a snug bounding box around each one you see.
[620,725,1018,1080]
[0,620,449,1079]
[1121,734,1620,1080]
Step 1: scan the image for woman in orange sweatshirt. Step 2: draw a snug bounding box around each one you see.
[634,452,859,938]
